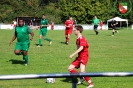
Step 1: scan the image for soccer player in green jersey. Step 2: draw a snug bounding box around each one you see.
[9,18,34,66]
[92,16,100,35]
[37,14,52,47]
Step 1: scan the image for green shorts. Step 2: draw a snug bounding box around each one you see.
[15,42,30,52]
[39,28,47,36]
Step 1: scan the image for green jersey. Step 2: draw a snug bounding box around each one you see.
[92,18,100,25]
[41,19,48,28]
[15,25,32,42]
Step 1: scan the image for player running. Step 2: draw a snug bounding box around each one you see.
[9,18,34,66]
[68,25,94,88]
[92,16,100,35]
[111,18,118,36]
[64,17,74,45]
[38,14,52,47]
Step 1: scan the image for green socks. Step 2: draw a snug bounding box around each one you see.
[44,37,51,41]
[38,37,51,45]
[38,39,42,45]
[23,55,28,64]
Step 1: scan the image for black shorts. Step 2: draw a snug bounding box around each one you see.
[94,25,98,29]
[112,26,116,30]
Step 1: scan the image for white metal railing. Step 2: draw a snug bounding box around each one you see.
[0,72,133,88]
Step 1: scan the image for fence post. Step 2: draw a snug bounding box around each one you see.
[72,76,78,88]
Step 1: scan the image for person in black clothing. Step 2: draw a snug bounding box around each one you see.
[111,18,118,36]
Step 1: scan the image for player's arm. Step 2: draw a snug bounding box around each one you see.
[40,24,47,28]
[115,22,118,25]
[29,32,34,41]
[111,21,113,26]
[41,23,49,27]
[64,21,70,28]
[69,46,83,59]
[98,19,100,24]
[113,22,118,26]
[64,23,70,28]
[41,20,49,27]
[9,32,17,45]
[65,24,70,28]
[27,27,34,41]
[92,19,94,25]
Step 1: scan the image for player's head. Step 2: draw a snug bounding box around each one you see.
[94,16,97,19]
[69,17,73,20]
[74,25,83,35]
[18,18,24,27]
[112,18,114,20]
[42,14,46,19]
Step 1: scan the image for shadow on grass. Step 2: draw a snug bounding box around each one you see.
[9,59,25,65]
[60,77,88,86]
[60,77,72,83]
[35,44,43,46]
[59,42,66,45]
[88,34,96,35]
[106,35,112,36]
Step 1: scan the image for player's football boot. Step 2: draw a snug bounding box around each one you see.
[86,84,94,88]
[65,42,68,45]
[24,64,28,66]
[112,35,114,36]
[77,78,84,85]
[37,45,40,47]
[49,40,52,45]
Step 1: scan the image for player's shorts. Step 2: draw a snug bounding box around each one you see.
[94,25,98,29]
[15,42,30,52]
[65,29,72,35]
[112,26,116,30]
[51,25,54,30]
[39,28,47,36]
[71,55,88,69]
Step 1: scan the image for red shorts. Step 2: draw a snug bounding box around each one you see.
[72,55,88,69]
[51,25,54,30]
[65,29,72,35]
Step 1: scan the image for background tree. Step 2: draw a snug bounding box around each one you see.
[0,0,132,25]
[59,0,114,24]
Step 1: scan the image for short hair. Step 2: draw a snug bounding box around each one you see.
[18,18,24,21]
[42,14,45,16]
[74,25,83,33]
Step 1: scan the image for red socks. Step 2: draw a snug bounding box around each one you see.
[69,69,78,73]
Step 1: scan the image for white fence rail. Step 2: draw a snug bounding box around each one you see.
[1,72,133,88]
[0,72,133,80]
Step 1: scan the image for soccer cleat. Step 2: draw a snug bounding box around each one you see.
[49,40,52,45]
[96,31,99,35]
[115,30,119,33]
[77,78,84,85]
[65,42,68,45]
[24,64,28,66]
[86,84,94,88]
[37,45,40,47]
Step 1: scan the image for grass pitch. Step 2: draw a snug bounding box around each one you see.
[0,29,133,88]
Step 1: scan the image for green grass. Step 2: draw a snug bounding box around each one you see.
[0,29,133,88]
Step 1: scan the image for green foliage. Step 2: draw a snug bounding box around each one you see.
[0,0,133,24]
[0,0,62,24]
[59,0,115,24]
[36,3,62,24]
